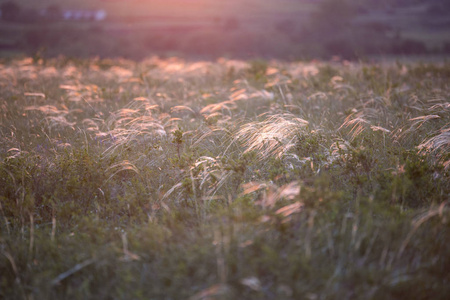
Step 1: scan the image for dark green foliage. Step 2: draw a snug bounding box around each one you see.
[246,60,269,82]
[295,131,325,158]
[375,151,447,208]
[172,126,184,160]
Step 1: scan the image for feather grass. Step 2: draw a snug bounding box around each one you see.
[236,113,309,160]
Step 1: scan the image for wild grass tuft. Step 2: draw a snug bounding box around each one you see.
[236,113,309,160]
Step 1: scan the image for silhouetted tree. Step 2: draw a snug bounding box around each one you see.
[46,4,62,21]
[391,39,427,55]
[310,0,356,35]
[1,1,21,22]
[21,8,40,23]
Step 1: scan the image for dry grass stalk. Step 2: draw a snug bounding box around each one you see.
[1,251,20,283]
[398,201,449,258]
[242,181,301,208]
[50,258,97,286]
[29,213,34,256]
[418,126,450,169]
[275,202,303,218]
[236,113,308,160]
[105,160,139,183]
[339,113,370,141]
[120,232,141,262]
[51,209,56,242]
[188,284,230,300]
[305,210,317,260]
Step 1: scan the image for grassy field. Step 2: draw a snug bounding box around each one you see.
[0,56,449,299]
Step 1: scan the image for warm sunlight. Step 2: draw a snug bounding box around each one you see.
[2,53,449,299]
[101,0,313,19]
[1,1,450,298]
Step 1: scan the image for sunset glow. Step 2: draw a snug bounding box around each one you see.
[1,1,450,298]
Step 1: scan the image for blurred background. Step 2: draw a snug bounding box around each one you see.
[0,0,449,60]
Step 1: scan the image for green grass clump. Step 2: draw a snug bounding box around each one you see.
[0,57,449,299]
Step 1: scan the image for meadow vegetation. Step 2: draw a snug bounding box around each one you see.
[0,56,449,299]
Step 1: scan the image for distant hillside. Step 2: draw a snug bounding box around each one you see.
[10,0,315,18]
[1,0,449,59]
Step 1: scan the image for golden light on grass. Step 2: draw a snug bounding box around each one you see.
[236,113,309,160]
[419,127,450,169]
[1,55,449,298]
